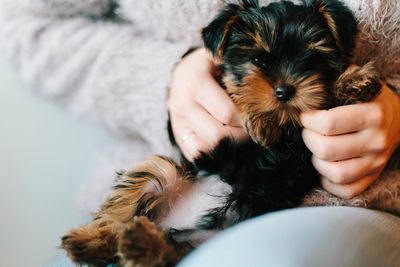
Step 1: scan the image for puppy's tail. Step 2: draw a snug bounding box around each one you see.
[95,156,193,223]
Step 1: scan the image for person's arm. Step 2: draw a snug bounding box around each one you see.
[0,0,193,150]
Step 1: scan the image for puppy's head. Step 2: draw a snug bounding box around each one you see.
[202,0,357,147]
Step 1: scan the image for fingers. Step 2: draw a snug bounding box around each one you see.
[170,117,210,160]
[179,131,209,160]
[187,103,248,147]
[301,86,395,162]
[168,48,250,161]
[321,171,381,199]
[172,103,248,161]
[300,81,392,136]
[302,128,386,161]
[311,154,386,184]
[301,83,400,197]
[193,73,242,126]
[300,102,383,136]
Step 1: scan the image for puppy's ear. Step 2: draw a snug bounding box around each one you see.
[307,0,357,54]
[202,0,259,60]
[202,4,241,61]
[242,0,260,9]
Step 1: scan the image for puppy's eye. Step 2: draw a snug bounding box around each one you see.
[252,57,266,68]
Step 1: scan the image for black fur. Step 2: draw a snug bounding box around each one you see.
[194,134,318,228]
[177,0,358,227]
[202,0,357,91]
[62,3,383,265]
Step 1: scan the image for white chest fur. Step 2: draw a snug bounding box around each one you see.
[158,173,232,230]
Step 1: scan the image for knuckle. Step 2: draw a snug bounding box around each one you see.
[314,144,331,161]
[372,132,389,153]
[341,188,358,199]
[319,113,336,135]
[330,168,347,184]
[370,105,385,127]
[219,107,236,125]
[375,155,388,169]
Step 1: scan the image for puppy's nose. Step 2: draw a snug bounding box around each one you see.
[274,85,295,102]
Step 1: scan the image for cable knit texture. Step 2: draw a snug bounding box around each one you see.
[0,0,399,213]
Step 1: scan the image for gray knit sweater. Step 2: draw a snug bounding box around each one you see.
[1,0,399,213]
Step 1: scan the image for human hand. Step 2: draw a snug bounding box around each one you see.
[301,83,400,199]
[168,48,249,161]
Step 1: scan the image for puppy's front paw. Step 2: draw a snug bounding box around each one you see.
[334,62,382,105]
[118,216,171,267]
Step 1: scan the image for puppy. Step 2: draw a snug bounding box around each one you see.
[62,0,390,266]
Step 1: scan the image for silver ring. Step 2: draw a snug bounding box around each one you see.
[181,132,194,143]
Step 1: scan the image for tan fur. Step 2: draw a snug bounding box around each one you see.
[335,62,382,104]
[62,221,123,266]
[223,68,329,147]
[248,31,270,53]
[62,156,193,266]
[217,15,238,60]
[308,39,336,53]
[223,70,280,146]
[61,2,396,266]
[317,0,341,50]
[118,217,191,267]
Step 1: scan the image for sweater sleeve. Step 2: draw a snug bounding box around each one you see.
[2,0,114,18]
[0,0,193,152]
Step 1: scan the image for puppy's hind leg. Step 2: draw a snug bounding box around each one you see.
[62,156,193,266]
[113,156,195,266]
[118,216,193,267]
[113,155,195,220]
[61,219,124,266]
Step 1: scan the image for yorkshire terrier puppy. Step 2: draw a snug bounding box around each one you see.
[62,0,389,266]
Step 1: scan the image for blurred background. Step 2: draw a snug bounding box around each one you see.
[0,19,110,266]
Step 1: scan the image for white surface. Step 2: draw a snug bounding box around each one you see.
[0,20,110,266]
